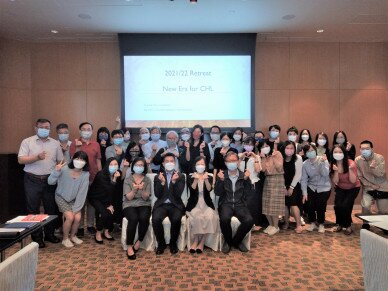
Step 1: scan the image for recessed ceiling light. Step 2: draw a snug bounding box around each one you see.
[282,14,296,21]
[317,29,324,33]
[51,30,59,34]
[190,0,197,3]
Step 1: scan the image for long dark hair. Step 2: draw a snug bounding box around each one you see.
[68,151,90,172]
[103,157,119,176]
[124,141,144,162]
[258,139,273,156]
[332,130,348,147]
[190,124,204,145]
[96,127,111,147]
[330,144,349,174]
[281,140,297,164]
[315,132,330,150]
[298,129,312,143]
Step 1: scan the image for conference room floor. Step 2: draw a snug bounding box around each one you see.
[25,210,377,290]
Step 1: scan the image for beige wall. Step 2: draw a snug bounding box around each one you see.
[1,39,387,163]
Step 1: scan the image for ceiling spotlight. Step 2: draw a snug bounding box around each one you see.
[51,30,59,34]
[317,29,324,33]
[190,0,197,3]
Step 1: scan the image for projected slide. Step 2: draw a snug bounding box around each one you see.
[123,55,251,128]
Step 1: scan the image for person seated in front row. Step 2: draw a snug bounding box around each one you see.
[152,153,186,255]
[215,151,254,254]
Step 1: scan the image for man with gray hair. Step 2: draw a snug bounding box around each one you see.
[153,130,184,172]
[142,126,167,173]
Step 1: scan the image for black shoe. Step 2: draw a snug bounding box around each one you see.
[189,248,196,254]
[35,239,46,248]
[156,245,166,255]
[170,244,178,255]
[127,250,136,260]
[221,242,231,254]
[45,235,60,244]
[362,223,370,230]
[102,233,115,241]
[77,228,84,237]
[87,226,96,235]
[94,235,103,244]
[133,240,140,253]
[196,248,203,254]
[238,243,249,253]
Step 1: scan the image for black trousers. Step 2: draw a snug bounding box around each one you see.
[334,187,360,228]
[152,204,184,248]
[89,199,114,232]
[123,206,151,245]
[24,173,58,240]
[219,204,253,247]
[307,188,331,224]
[112,179,123,225]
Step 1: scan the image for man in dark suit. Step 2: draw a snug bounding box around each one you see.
[152,153,185,255]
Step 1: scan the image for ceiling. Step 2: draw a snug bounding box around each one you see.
[0,0,387,42]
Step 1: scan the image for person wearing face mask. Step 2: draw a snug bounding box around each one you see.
[186,157,218,253]
[297,129,312,160]
[355,140,388,230]
[153,131,183,172]
[88,157,121,244]
[301,144,331,233]
[314,132,330,159]
[230,127,244,153]
[122,157,152,260]
[96,127,111,167]
[287,126,299,150]
[238,137,262,231]
[215,151,253,253]
[213,132,238,180]
[122,128,132,151]
[152,153,186,255]
[138,127,151,149]
[330,144,360,235]
[333,131,355,160]
[280,141,304,233]
[142,126,167,173]
[56,123,72,163]
[121,141,144,178]
[207,125,222,172]
[259,139,285,236]
[48,151,90,248]
[70,122,102,236]
[105,130,126,164]
[18,118,64,248]
[267,124,283,151]
[178,127,191,147]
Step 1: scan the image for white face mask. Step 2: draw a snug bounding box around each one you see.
[317,139,327,146]
[195,165,206,174]
[333,153,344,161]
[164,162,175,172]
[301,134,309,141]
[73,159,86,169]
[210,133,220,141]
[261,146,271,155]
[233,134,241,142]
[288,135,297,142]
[221,140,230,147]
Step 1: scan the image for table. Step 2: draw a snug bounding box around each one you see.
[355,213,388,231]
[0,215,57,262]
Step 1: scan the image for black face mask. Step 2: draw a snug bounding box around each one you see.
[130,151,140,158]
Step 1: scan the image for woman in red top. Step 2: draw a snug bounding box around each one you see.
[330,144,361,235]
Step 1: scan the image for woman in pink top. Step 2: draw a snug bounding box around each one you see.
[330,144,361,235]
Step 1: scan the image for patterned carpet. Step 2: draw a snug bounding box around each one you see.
[6,210,382,290]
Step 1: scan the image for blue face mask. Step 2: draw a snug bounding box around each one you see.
[109,165,118,174]
[361,149,372,158]
[113,137,124,146]
[37,128,50,138]
[226,162,238,171]
[306,151,317,159]
[58,133,69,142]
[255,137,264,143]
[151,133,161,141]
[269,131,279,139]
[133,165,144,174]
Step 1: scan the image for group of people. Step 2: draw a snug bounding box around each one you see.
[17,118,388,259]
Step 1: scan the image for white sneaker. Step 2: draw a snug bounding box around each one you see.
[301,217,306,226]
[70,236,83,245]
[307,223,317,232]
[268,227,280,236]
[263,226,272,234]
[318,224,325,233]
[62,239,74,248]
